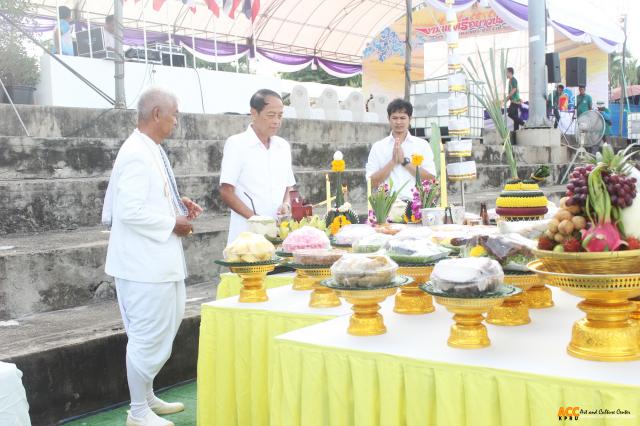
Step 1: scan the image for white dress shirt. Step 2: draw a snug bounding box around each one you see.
[104,129,187,282]
[365,132,437,200]
[103,29,115,50]
[220,125,296,244]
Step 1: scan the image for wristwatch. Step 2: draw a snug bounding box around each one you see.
[401,157,410,166]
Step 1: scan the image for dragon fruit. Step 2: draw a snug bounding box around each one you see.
[580,165,627,252]
[581,223,627,252]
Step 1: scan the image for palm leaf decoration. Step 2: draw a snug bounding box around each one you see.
[465,47,518,180]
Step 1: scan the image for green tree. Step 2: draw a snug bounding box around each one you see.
[279,65,361,87]
[609,50,639,88]
[0,0,39,86]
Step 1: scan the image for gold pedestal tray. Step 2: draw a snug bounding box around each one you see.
[422,283,520,349]
[215,259,278,303]
[395,264,436,315]
[292,270,314,291]
[631,297,640,321]
[276,251,314,291]
[487,272,539,326]
[288,263,341,308]
[529,260,640,362]
[322,276,411,336]
[524,281,554,309]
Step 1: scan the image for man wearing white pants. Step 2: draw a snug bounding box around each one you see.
[102,87,202,426]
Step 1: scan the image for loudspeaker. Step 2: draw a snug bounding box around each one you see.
[545,52,561,83]
[566,57,587,87]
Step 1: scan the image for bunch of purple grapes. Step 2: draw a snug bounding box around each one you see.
[565,164,637,209]
[604,173,637,208]
[565,165,593,207]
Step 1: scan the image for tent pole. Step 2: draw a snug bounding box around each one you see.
[167,4,173,66]
[527,0,547,126]
[191,11,196,68]
[114,0,126,108]
[404,0,412,101]
[619,14,627,141]
[213,17,218,71]
[143,0,148,64]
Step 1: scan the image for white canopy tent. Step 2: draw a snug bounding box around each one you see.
[26,0,415,64]
[25,0,624,66]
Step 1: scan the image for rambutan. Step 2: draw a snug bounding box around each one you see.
[537,236,555,251]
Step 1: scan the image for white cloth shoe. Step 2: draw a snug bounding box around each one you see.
[149,399,185,415]
[126,411,174,426]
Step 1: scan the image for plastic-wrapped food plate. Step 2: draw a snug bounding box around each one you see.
[430,257,504,296]
[385,237,450,264]
[330,254,398,288]
[353,233,392,253]
[334,224,376,245]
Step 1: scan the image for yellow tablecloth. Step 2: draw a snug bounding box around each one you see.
[270,289,640,426]
[271,341,639,426]
[216,272,293,299]
[197,286,351,426]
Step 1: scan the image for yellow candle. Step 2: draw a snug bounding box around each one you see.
[440,141,448,208]
[325,174,331,213]
[366,177,372,211]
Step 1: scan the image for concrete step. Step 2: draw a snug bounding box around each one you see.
[1,162,567,234]
[0,170,363,234]
[0,104,389,141]
[0,214,227,319]
[453,184,567,212]
[0,136,374,180]
[447,164,568,195]
[0,281,216,426]
[0,136,571,180]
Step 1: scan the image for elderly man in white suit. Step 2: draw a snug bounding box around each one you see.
[102,87,202,426]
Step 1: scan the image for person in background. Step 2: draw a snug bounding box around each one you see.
[548,84,565,128]
[53,6,74,56]
[505,67,525,133]
[576,85,592,117]
[365,98,436,201]
[103,14,115,51]
[597,100,611,143]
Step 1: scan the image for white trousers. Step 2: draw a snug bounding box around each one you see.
[115,278,186,383]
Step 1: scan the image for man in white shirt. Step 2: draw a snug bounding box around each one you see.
[219,89,296,244]
[102,87,203,426]
[103,14,115,51]
[366,98,436,200]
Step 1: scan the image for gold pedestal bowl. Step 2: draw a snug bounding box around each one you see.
[523,280,554,309]
[322,276,411,336]
[394,264,436,315]
[529,260,640,362]
[487,272,539,326]
[422,283,521,349]
[287,263,341,308]
[276,251,314,291]
[631,297,640,321]
[215,259,278,303]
